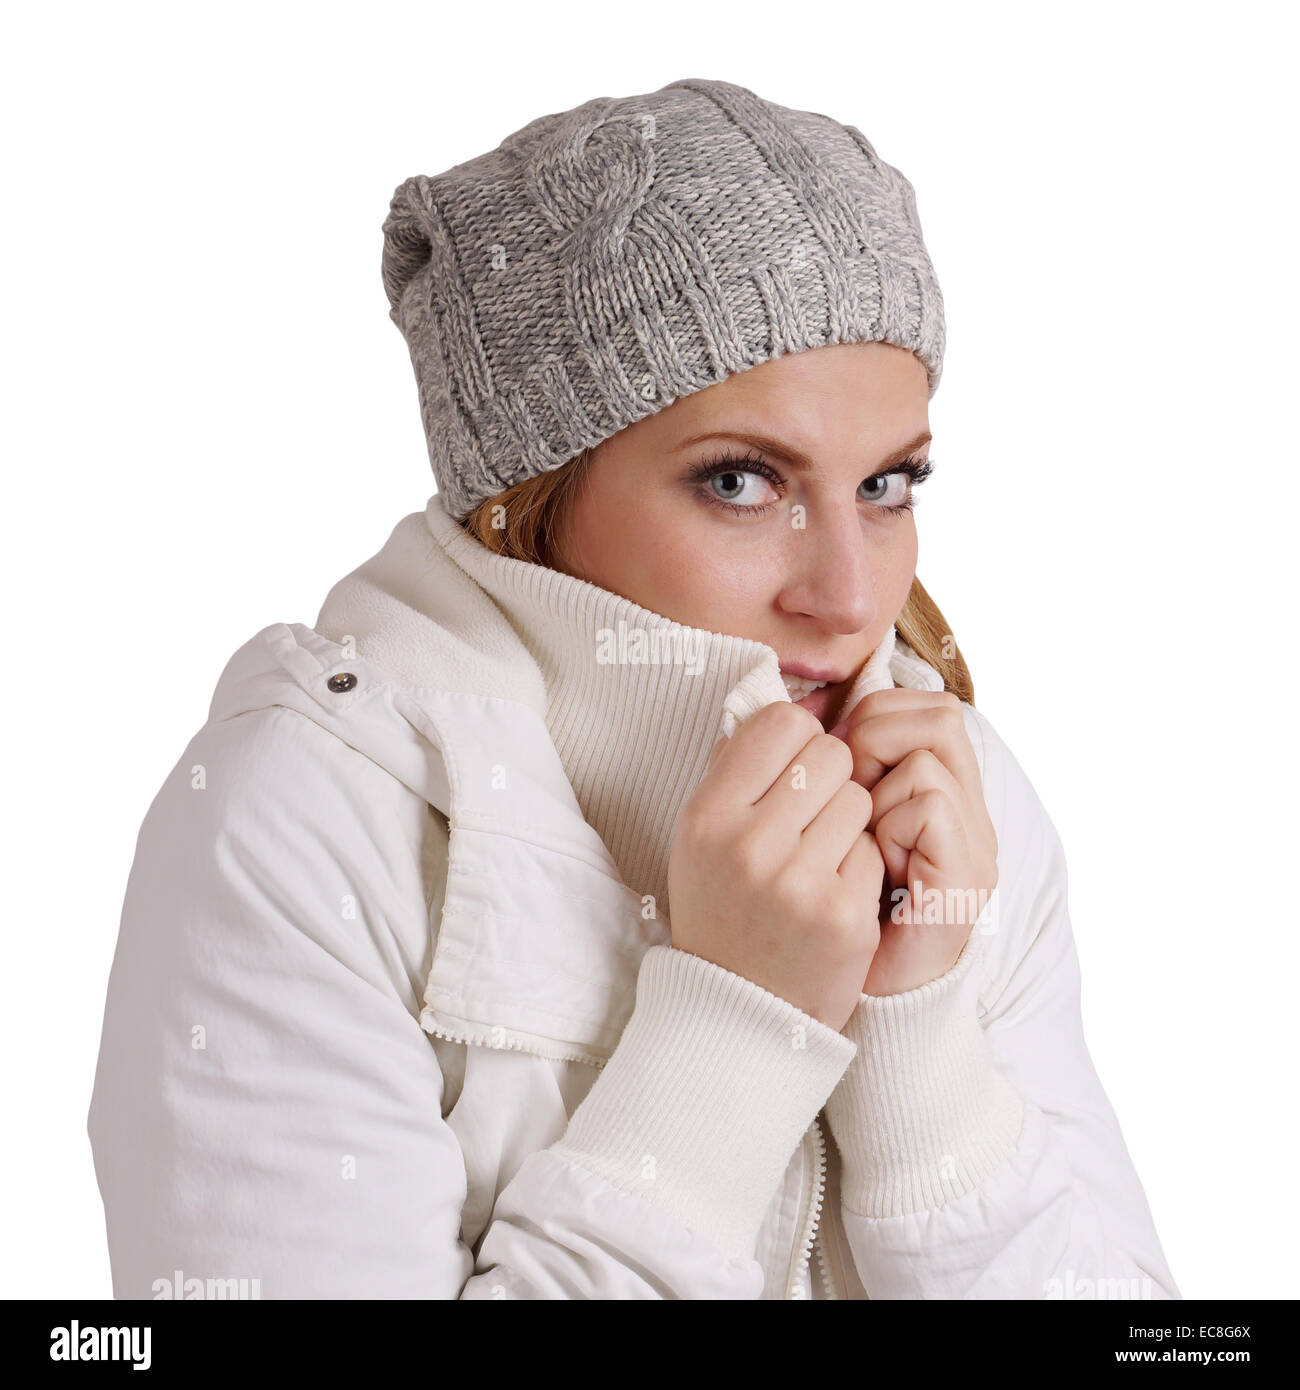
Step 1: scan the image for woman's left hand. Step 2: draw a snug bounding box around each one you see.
[832,688,997,996]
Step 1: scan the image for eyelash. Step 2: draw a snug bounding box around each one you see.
[686,449,934,518]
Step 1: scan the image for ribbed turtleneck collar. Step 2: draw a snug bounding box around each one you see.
[424,495,899,924]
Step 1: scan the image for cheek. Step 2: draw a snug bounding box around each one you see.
[560,477,704,607]
[560,471,647,571]
[639,511,753,622]
[571,481,772,629]
[881,522,919,608]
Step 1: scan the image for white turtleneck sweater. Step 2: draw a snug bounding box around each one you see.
[426,502,1024,1222]
[428,502,898,922]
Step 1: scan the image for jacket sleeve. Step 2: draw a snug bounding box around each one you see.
[88,702,856,1299]
[821,704,1181,1300]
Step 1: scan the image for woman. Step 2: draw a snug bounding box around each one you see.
[87,76,1179,1300]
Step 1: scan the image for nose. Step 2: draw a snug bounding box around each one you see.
[775,503,878,634]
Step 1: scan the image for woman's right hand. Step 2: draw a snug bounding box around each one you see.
[666,701,885,1033]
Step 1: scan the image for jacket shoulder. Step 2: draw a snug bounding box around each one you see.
[206,621,370,723]
[200,620,454,814]
[137,658,449,976]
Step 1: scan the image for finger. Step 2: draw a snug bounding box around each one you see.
[874,787,966,888]
[865,748,966,834]
[844,701,982,802]
[836,827,885,898]
[840,686,963,734]
[797,778,874,875]
[838,690,952,780]
[755,732,856,835]
[701,701,825,806]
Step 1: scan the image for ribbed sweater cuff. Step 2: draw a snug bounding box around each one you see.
[823,933,1025,1219]
[549,944,858,1263]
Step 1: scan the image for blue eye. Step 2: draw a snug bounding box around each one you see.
[686,449,934,518]
[860,455,935,514]
[707,468,778,507]
[859,473,910,507]
[688,450,785,516]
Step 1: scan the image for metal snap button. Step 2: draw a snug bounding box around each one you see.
[327,672,358,693]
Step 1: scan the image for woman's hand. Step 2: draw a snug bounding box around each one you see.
[668,701,886,1032]
[832,689,997,996]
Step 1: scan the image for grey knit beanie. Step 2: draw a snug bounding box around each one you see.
[381,76,945,520]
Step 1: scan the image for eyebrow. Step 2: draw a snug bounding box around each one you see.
[671,427,932,473]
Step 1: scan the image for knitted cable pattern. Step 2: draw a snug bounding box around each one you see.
[381,76,946,519]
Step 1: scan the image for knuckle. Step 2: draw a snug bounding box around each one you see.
[840,722,866,755]
[823,889,864,941]
[813,732,855,780]
[910,746,943,777]
[838,779,872,821]
[864,835,885,876]
[739,702,791,742]
[786,703,825,738]
[677,796,724,847]
[854,833,884,881]
[762,700,810,731]
[772,862,817,914]
[917,786,948,815]
[864,914,882,952]
[748,701,784,728]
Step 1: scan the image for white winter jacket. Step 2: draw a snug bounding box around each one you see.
[87,493,1180,1300]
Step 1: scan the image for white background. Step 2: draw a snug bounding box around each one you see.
[4,1,1296,1298]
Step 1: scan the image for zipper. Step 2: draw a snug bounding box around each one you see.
[813,1230,839,1300]
[816,1134,869,1300]
[785,1118,828,1299]
[422,1014,611,1072]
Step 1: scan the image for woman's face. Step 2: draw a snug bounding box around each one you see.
[551,340,931,730]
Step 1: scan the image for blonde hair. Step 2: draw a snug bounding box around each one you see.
[460,448,975,705]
